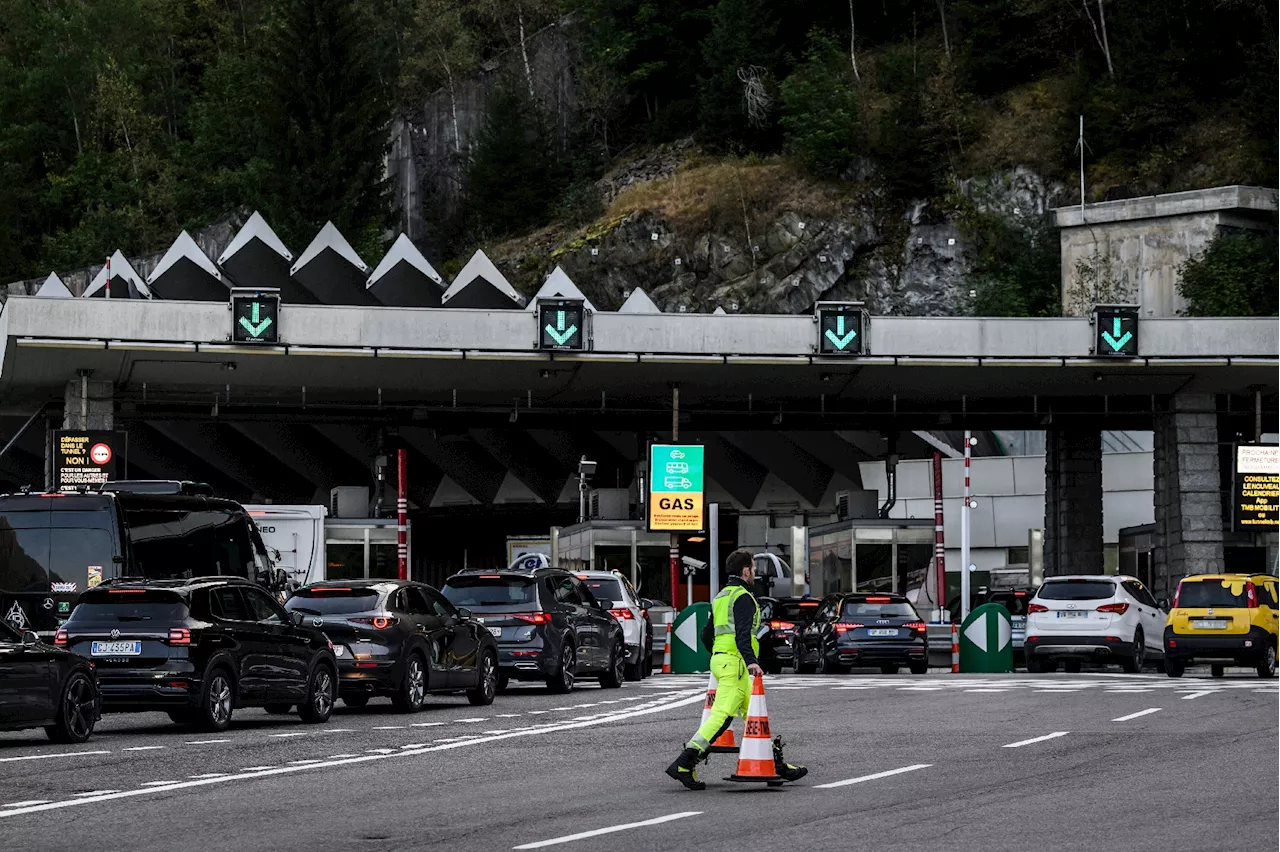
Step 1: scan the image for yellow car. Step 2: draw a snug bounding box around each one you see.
[1164,574,1279,678]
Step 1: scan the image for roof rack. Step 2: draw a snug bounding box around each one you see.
[101,480,215,497]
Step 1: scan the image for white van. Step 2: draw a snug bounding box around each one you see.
[244,504,326,587]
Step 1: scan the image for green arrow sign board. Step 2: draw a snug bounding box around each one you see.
[1094,307,1139,357]
[231,294,280,344]
[538,303,585,351]
[817,305,866,356]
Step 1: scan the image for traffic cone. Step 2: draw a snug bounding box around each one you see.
[950,623,960,674]
[661,622,672,674]
[699,672,738,753]
[725,674,782,783]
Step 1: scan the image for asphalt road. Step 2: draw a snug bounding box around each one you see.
[1,670,1275,852]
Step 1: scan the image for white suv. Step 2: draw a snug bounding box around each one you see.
[576,571,649,681]
[1024,575,1167,673]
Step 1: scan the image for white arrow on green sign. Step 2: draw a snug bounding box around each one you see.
[1099,316,1133,352]
[824,314,857,350]
[239,302,273,338]
[544,310,578,346]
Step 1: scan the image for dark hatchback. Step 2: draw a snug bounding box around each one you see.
[759,597,822,674]
[59,578,337,731]
[795,593,929,674]
[285,581,498,711]
[441,568,626,693]
[0,619,99,742]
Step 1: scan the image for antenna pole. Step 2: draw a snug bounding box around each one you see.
[1077,115,1086,217]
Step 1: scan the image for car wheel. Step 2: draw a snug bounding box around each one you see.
[1120,629,1144,673]
[1257,643,1277,679]
[1064,660,1081,674]
[599,642,625,689]
[44,672,96,744]
[642,639,654,678]
[1164,657,1184,678]
[468,651,498,706]
[263,703,294,714]
[880,665,899,675]
[909,662,928,675]
[791,640,807,674]
[815,648,829,675]
[546,643,576,694]
[1211,663,1226,678]
[343,694,370,708]
[196,668,235,732]
[299,664,336,723]
[392,653,428,713]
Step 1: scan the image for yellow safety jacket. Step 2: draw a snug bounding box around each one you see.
[710,582,760,662]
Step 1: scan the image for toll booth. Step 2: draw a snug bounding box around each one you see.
[806,518,938,604]
[552,520,674,601]
[1118,523,1155,589]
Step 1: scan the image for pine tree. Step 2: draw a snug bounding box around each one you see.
[463,85,560,239]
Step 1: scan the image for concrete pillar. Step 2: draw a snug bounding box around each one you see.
[62,374,114,430]
[1152,394,1224,599]
[1044,429,1104,576]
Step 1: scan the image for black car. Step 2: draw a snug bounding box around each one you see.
[285,580,498,711]
[58,577,337,731]
[441,568,627,693]
[795,592,929,674]
[758,597,822,674]
[0,619,99,742]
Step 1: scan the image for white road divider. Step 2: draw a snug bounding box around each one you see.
[1112,708,1162,722]
[1002,731,1070,748]
[512,812,703,850]
[815,764,932,789]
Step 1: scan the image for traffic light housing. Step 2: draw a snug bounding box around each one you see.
[815,302,868,356]
[1092,305,1139,358]
[537,299,588,351]
[230,289,281,344]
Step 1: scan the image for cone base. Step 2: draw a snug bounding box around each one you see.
[724,773,784,783]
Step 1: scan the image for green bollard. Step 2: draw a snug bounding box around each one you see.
[958,602,1014,673]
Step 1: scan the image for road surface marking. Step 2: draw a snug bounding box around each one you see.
[73,790,118,796]
[188,774,227,779]
[288,760,323,765]
[371,726,405,731]
[1105,688,1153,693]
[123,746,166,752]
[268,732,309,738]
[898,687,945,691]
[326,754,358,759]
[1112,708,1162,722]
[240,766,273,772]
[365,748,395,754]
[1003,732,1070,748]
[0,751,109,764]
[411,722,447,727]
[495,713,522,717]
[512,812,703,849]
[831,686,879,690]
[140,782,179,787]
[965,689,1010,693]
[768,686,812,690]
[815,764,933,790]
[185,740,230,745]
[0,689,704,820]
[527,710,550,714]
[1,801,50,808]
[319,728,354,734]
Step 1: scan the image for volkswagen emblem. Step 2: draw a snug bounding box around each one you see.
[110,628,121,639]
[42,598,55,611]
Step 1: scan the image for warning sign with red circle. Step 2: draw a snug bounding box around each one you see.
[53,431,127,491]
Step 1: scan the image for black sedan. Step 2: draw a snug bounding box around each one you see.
[0,619,99,742]
[286,580,499,711]
[794,593,929,674]
[758,597,822,674]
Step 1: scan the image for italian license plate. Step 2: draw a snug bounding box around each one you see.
[1194,619,1228,630]
[91,640,141,656]
[867,629,898,637]
[488,627,502,637]
[1056,611,1086,618]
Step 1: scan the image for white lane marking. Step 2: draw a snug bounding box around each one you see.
[454,718,487,723]
[365,748,395,754]
[964,689,1010,693]
[0,690,704,820]
[188,774,227,779]
[240,766,273,772]
[1105,688,1153,693]
[767,686,812,690]
[268,732,309,738]
[319,728,354,734]
[123,746,166,752]
[73,790,118,797]
[185,740,230,745]
[1254,688,1279,694]
[140,782,179,787]
[1112,708,1162,722]
[898,687,944,691]
[814,764,932,790]
[288,760,322,766]
[371,726,405,731]
[527,710,550,714]
[327,754,358,759]
[0,751,110,764]
[831,686,879,690]
[512,811,703,850]
[1003,732,1070,748]
[411,722,447,727]
[1,801,50,808]
[495,713,522,718]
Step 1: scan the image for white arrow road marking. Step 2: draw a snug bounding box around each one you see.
[815,764,933,789]
[0,751,109,764]
[1112,708,1162,722]
[513,812,703,850]
[1003,732,1070,748]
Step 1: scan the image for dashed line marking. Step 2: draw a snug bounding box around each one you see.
[123,746,167,752]
[964,689,1010,693]
[411,722,447,727]
[1,800,50,808]
[1181,691,1212,700]
[1003,732,1070,749]
[495,713,523,718]
[185,740,230,745]
[455,718,487,723]
[288,760,323,766]
[73,790,119,797]
[140,782,179,787]
[0,751,109,764]
[240,766,273,772]
[513,811,703,850]
[1112,708,1162,722]
[188,774,228,779]
[371,726,406,731]
[815,764,933,790]
[319,728,354,734]
[268,732,309,738]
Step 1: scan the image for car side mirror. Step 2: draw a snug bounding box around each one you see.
[456,607,472,620]
[21,630,38,646]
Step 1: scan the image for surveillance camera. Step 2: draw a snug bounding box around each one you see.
[681,556,707,571]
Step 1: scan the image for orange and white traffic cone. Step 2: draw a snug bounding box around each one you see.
[951,623,960,674]
[699,672,738,753]
[725,674,783,783]
[661,622,672,674]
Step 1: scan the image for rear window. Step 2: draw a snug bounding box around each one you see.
[66,592,187,625]
[286,588,380,615]
[579,578,624,604]
[1037,580,1116,601]
[442,576,538,607]
[841,600,918,619]
[1177,580,1248,608]
[776,601,821,621]
[0,507,117,594]
[989,593,1030,616]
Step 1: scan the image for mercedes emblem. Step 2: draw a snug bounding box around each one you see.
[42,598,54,610]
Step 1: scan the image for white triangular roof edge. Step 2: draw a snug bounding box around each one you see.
[366,233,445,288]
[290,221,368,275]
[524,266,596,312]
[83,250,151,298]
[34,273,74,299]
[147,230,222,284]
[618,287,662,314]
[442,250,524,306]
[217,211,293,264]
[712,306,727,315]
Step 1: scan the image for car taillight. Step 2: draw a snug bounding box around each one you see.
[609,608,634,620]
[351,616,399,629]
[168,628,191,645]
[1246,582,1258,608]
[834,622,863,633]
[1097,603,1129,615]
[512,612,552,625]
[1028,603,1048,613]
[865,596,891,603]
[641,609,648,619]
[1172,585,1182,608]
[904,621,927,633]
[769,620,796,630]
[54,628,68,646]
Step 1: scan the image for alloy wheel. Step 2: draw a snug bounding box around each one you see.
[481,654,496,701]
[209,675,232,725]
[406,658,426,707]
[67,677,94,740]
[560,646,576,691]
[1267,646,1277,677]
[313,670,334,716]
[612,644,625,684]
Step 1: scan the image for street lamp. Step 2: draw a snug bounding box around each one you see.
[577,456,597,524]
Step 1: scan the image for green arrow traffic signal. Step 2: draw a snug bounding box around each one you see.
[238,302,273,338]
[1099,316,1132,352]
[824,315,857,350]
[544,309,578,346]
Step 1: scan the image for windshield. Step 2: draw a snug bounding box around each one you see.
[442,576,538,608]
[285,588,381,615]
[1177,580,1249,608]
[1038,580,1115,601]
[841,600,918,619]
[579,578,624,605]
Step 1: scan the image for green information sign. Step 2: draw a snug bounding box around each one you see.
[648,443,705,532]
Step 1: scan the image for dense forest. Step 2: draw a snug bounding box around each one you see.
[1,0,1275,310]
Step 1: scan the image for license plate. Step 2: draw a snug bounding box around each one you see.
[1056,611,1086,618]
[867,629,898,637]
[1194,619,1228,630]
[487,627,502,637]
[91,640,141,656]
